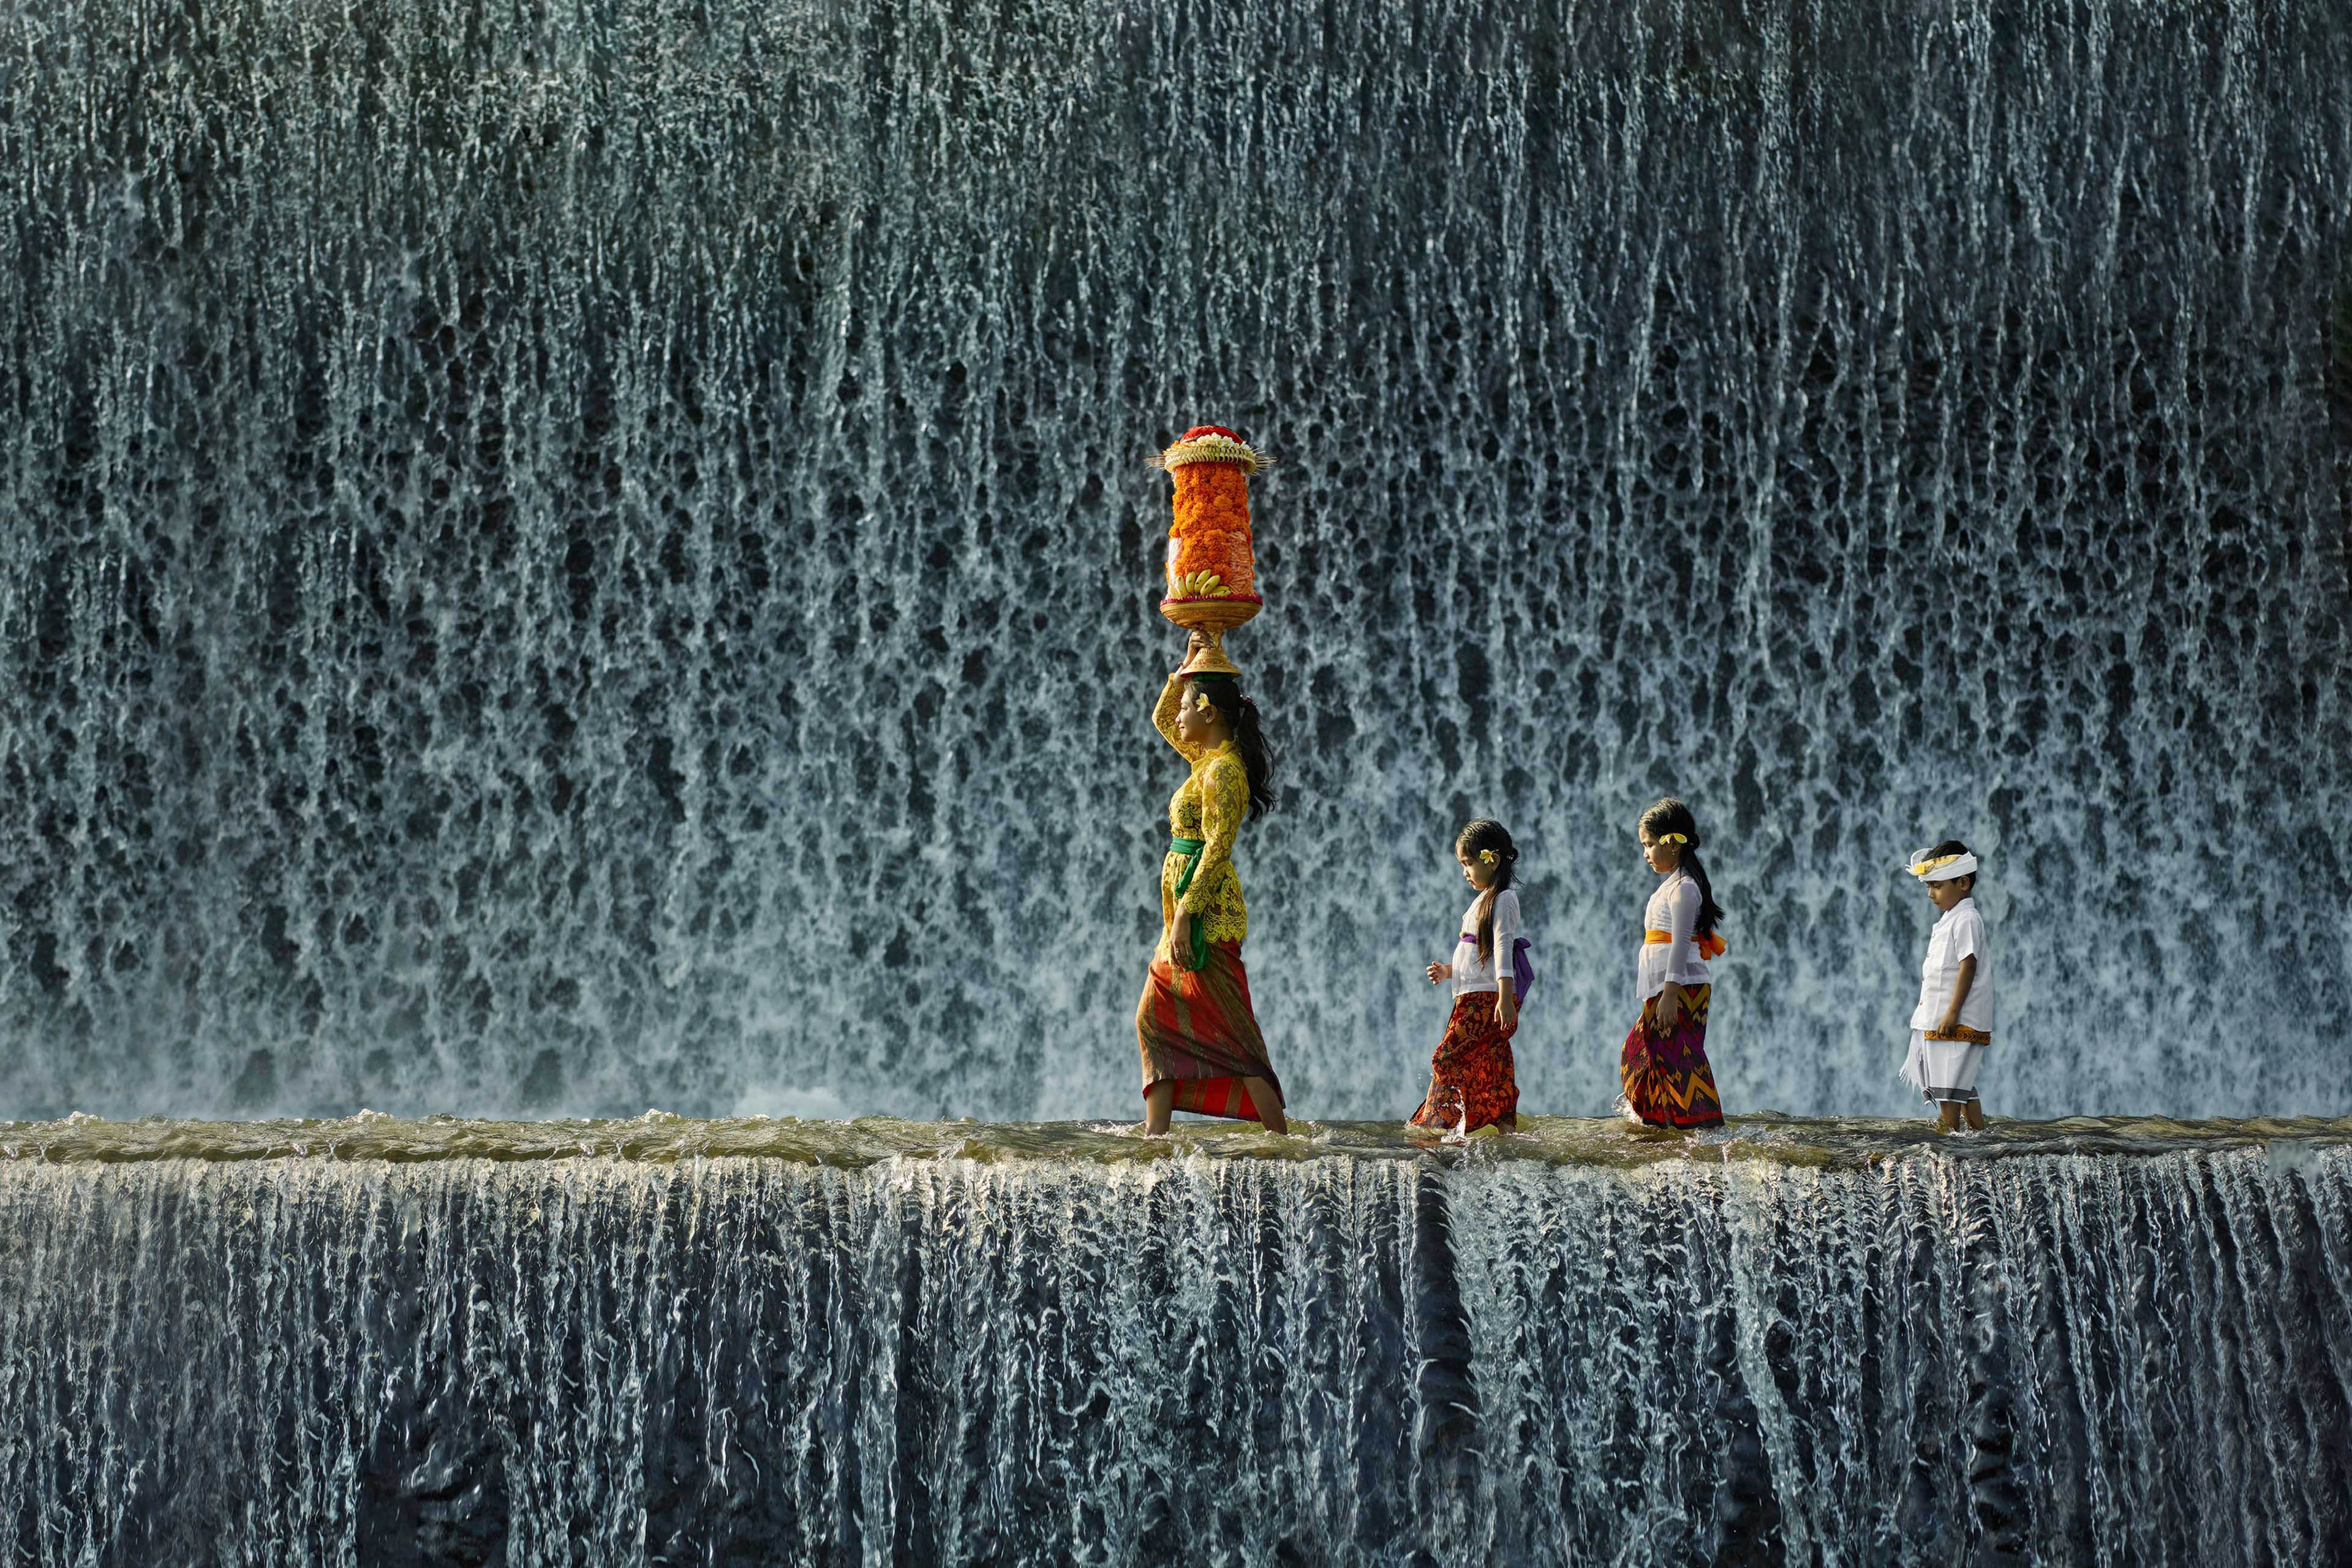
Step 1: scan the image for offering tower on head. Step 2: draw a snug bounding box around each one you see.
[1153,424,1267,677]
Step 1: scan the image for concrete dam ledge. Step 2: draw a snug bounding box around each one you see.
[2,1117,2348,1565]
[5,1108,2348,1167]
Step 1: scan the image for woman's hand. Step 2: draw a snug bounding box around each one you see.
[1182,628,1210,669]
[1654,982,1681,1032]
[1426,961,1453,985]
[1496,987,1517,1030]
[1171,908,1194,969]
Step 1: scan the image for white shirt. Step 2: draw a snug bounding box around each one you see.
[1911,897,1992,1034]
[1452,888,1521,996]
[1635,872,1710,1005]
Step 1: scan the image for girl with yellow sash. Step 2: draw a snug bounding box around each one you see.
[1621,797,1727,1129]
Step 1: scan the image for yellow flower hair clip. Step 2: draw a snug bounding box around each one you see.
[1660,833,1687,845]
[1477,849,1497,866]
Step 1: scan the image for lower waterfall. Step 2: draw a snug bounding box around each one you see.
[2,1115,2346,1565]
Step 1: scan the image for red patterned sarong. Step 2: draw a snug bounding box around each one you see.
[1136,940,1284,1121]
[1619,983,1724,1129]
[1408,992,1520,1133]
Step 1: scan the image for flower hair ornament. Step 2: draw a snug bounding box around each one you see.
[1659,833,1687,846]
[1478,849,1498,866]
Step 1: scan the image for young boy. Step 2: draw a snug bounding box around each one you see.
[1900,840,1992,1130]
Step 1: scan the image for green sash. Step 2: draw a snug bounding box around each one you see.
[1169,835,1210,971]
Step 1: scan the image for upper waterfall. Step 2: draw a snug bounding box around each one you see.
[1,0,2347,1121]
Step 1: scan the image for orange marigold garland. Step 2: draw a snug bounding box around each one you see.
[1168,466,1256,599]
[1153,425,1267,635]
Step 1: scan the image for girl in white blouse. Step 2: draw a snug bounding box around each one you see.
[1411,820,1528,1133]
[1620,797,1727,1129]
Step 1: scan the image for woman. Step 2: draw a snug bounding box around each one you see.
[1136,630,1286,1134]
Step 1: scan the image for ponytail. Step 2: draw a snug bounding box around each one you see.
[1638,797,1723,940]
[1455,818,1520,964]
[1193,677,1276,815]
[1680,848,1724,941]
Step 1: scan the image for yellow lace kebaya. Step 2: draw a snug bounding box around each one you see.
[1152,674,1251,962]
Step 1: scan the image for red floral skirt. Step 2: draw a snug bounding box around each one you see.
[1409,992,1520,1133]
[1136,940,1283,1121]
[1619,984,1724,1129]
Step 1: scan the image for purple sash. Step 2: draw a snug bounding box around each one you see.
[1456,932,1536,1001]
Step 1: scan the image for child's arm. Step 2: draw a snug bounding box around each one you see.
[1654,880,1696,1029]
[1425,960,1453,983]
[1492,889,1519,1028]
[1937,955,1977,1035]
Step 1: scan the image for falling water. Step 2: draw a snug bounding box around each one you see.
[2,1115,2347,1564]
[2,0,2350,1123]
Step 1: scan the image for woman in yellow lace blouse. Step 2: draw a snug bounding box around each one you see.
[1136,631,1286,1134]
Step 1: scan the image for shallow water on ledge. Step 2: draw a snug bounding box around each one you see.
[5,1109,2346,1168]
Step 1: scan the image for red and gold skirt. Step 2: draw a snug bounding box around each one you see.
[1136,940,1284,1121]
[1409,992,1520,1133]
[1619,984,1724,1129]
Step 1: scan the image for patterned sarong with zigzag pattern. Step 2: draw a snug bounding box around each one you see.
[1620,983,1725,1129]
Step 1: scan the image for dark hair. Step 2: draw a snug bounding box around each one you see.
[1455,818,1519,964]
[1190,677,1276,815]
[1924,838,1975,892]
[1638,797,1724,940]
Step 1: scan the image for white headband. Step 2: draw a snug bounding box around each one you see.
[1907,848,1978,883]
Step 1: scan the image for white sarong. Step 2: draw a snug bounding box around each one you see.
[1899,1030,1986,1104]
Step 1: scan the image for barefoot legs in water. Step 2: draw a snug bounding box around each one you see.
[1142,1079,1287,1137]
[1936,1099,1988,1133]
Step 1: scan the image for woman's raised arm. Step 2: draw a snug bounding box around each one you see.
[1152,673,1187,754]
[1153,631,1215,756]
